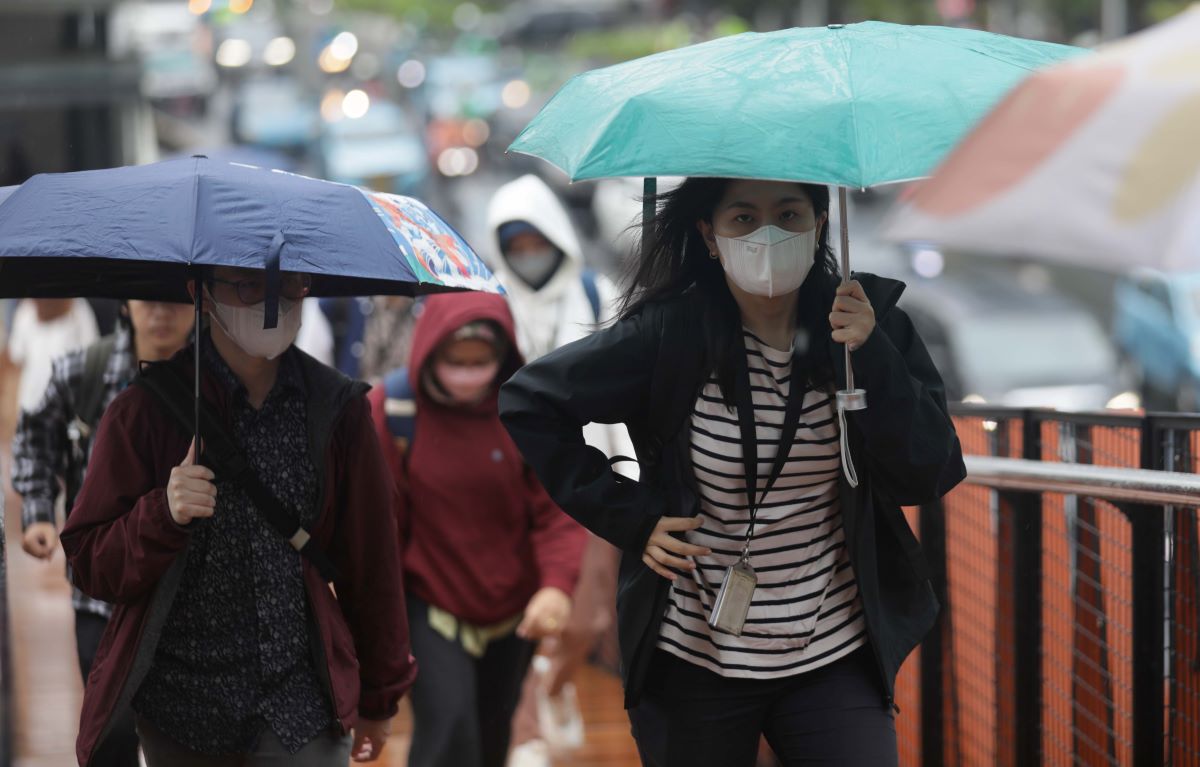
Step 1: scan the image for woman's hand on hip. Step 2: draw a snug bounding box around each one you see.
[643,516,710,581]
[830,280,876,352]
[518,587,573,640]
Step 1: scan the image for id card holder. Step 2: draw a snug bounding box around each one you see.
[708,558,757,636]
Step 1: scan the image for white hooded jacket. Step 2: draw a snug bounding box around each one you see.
[486,174,636,475]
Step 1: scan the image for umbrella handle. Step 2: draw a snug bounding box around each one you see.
[193,267,203,457]
[838,187,866,412]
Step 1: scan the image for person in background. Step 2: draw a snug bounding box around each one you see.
[485,173,636,767]
[296,298,337,367]
[0,298,98,440]
[12,299,194,767]
[359,296,421,381]
[368,291,586,767]
[61,266,415,766]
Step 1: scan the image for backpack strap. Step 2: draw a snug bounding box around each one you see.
[64,334,118,510]
[135,361,341,583]
[383,367,417,454]
[69,334,119,440]
[581,269,602,324]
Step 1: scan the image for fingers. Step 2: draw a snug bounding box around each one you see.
[653,533,710,558]
[352,731,387,762]
[643,552,677,581]
[830,295,870,315]
[836,280,868,301]
[182,438,196,467]
[656,516,704,532]
[174,464,215,483]
[175,490,217,509]
[831,328,869,350]
[22,525,59,560]
[173,473,217,495]
[516,614,537,640]
[177,505,216,521]
[647,545,694,573]
[22,536,52,559]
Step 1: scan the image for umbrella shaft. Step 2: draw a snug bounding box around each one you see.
[839,187,854,392]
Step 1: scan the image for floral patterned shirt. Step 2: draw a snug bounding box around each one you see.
[133,339,332,754]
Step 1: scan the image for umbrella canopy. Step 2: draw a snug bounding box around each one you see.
[508,21,1085,188]
[0,156,502,302]
[883,7,1200,272]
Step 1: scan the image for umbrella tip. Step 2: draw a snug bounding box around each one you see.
[191,154,208,159]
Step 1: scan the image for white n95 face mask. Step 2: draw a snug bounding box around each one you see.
[208,295,303,360]
[715,225,817,298]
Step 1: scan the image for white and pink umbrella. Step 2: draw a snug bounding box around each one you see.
[884,6,1200,273]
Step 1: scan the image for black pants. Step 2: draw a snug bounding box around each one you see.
[76,610,140,767]
[629,647,897,767]
[406,597,535,767]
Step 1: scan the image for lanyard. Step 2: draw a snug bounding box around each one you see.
[733,338,806,562]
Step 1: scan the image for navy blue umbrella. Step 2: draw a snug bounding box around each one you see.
[0,156,500,303]
[0,156,501,442]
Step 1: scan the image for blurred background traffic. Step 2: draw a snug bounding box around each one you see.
[0,0,1195,414]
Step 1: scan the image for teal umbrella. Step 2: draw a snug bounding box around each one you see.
[509,21,1084,420]
[509,21,1085,188]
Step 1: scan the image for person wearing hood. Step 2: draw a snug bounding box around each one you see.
[61,266,416,766]
[486,174,638,764]
[368,292,587,767]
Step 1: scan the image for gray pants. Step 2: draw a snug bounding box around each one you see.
[136,717,352,767]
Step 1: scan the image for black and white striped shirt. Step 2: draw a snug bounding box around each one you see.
[657,330,868,678]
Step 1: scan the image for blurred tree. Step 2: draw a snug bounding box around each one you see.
[836,0,940,23]
[335,0,499,29]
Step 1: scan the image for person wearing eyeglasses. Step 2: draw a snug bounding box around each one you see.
[61,266,417,767]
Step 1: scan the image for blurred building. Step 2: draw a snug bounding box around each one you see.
[0,0,154,184]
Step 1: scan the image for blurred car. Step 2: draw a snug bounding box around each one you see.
[897,267,1129,411]
[110,2,217,109]
[231,77,319,151]
[210,11,291,76]
[499,1,625,47]
[318,100,428,196]
[1113,269,1200,411]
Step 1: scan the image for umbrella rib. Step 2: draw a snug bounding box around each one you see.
[837,31,866,190]
[188,156,202,268]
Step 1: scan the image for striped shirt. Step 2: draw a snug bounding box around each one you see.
[656,330,868,678]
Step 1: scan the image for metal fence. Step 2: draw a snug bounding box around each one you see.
[896,406,1200,767]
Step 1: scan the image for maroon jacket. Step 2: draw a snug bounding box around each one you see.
[61,345,417,766]
[368,292,586,626]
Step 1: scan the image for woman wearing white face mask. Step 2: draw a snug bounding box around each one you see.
[500,178,966,766]
[61,264,417,766]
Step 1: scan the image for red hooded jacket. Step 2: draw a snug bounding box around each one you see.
[61,344,416,765]
[369,292,586,626]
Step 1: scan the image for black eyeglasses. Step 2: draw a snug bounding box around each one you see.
[208,273,312,305]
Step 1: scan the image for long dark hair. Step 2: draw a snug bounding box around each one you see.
[619,177,840,406]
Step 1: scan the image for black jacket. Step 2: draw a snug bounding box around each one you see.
[499,273,966,708]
